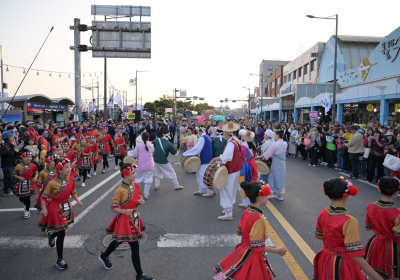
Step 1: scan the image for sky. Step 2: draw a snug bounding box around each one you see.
[0,0,399,111]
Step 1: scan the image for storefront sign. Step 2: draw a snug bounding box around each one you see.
[27,108,43,112]
[128,113,136,119]
[381,38,400,62]
[344,103,359,113]
[27,102,68,111]
[0,114,21,123]
[366,104,374,111]
[280,82,297,97]
[310,111,318,119]
[395,103,400,113]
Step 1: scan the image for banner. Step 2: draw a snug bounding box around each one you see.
[89,102,93,113]
[165,108,173,113]
[128,113,136,119]
[114,92,124,111]
[107,93,114,106]
[310,111,318,119]
[320,93,332,114]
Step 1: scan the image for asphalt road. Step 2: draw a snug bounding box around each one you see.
[0,153,395,280]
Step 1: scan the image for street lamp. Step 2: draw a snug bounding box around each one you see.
[133,70,149,111]
[243,87,251,117]
[307,14,338,123]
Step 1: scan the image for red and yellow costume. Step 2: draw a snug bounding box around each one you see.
[113,135,126,156]
[63,148,78,178]
[75,144,94,170]
[313,204,365,279]
[39,176,76,232]
[106,182,145,242]
[13,162,38,197]
[35,166,57,209]
[365,199,400,279]
[99,134,112,155]
[214,205,275,280]
[90,142,101,163]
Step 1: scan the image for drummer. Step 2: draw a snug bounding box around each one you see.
[182,123,215,197]
[210,121,243,221]
[152,127,183,191]
[211,125,227,158]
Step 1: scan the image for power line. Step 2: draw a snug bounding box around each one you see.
[1,64,102,77]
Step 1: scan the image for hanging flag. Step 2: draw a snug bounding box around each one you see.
[107,93,114,106]
[114,92,124,111]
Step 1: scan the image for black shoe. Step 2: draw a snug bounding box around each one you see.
[137,274,154,280]
[98,253,113,269]
[55,259,68,270]
[349,176,359,179]
[47,231,55,248]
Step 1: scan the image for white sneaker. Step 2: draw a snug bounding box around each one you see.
[81,182,85,187]
[114,166,119,170]
[87,173,91,178]
[323,162,328,166]
[268,194,275,199]
[274,195,284,201]
[308,163,311,166]
[102,169,106,173]
[313,165,316,167]
[3,192,13,196]
[106,167,110,172]
[218,215,233,221]
[93,172,97,176]
[24,210,30,219]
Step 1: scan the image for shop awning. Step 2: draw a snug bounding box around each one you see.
[0,94,74,108]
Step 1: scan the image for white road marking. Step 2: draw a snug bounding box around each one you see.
[0,235,89,249]
[157,234,275,248]
[68,180,120,229]
[0,233,274,249]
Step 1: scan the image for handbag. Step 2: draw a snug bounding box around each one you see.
[303,137,311,148]
[383,154,400,171]
[363,148,371,158]
[374,150,383,157]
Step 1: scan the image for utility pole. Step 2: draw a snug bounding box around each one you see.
[97,80,99,112]
[0,46,4,110]
[91,79,94,112]
[135,70,137,110]
[103,15,107,122]
[173,88,179,120]
[73,18,82,121]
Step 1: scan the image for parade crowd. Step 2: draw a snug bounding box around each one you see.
[1,113,400,280]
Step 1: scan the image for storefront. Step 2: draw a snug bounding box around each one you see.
[0,94,74,125]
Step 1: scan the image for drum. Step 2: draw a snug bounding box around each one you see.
[203,161,228,190]
[256,158,271,174]
[256,146,262,156]
[123,157,137,165]
[180,155,201,173]
[89,152,95,161]
[99,143,106,153]
[81,156,91,168]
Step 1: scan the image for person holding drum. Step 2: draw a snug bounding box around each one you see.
[212,125,227,158]
[183,123,215,197]
[113,129,127,170]
[210,121,243,221]
[127,132,155,200]
[255,130,287,201]
[152,127,183,192]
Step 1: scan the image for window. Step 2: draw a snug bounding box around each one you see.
[310,60,316,72]
[288,73,291,81]
[268,65,273,70]
[277,77,280,86]
[272,81,275,88]
[283,76,287,84]
[267,84,270,91]
[298,67,302,77]
[304,64,309,75]
[293,70,297,79]
[275,65,280,70]
[265,77,268,82]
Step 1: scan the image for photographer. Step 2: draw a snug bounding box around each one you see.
[366,129,385,183]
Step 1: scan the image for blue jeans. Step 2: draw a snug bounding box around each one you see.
[337,150,343,168]
[358,157,367,176]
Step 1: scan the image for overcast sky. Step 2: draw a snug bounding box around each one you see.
[1,0,399,110]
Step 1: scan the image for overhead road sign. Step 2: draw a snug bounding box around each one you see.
[91,5,151,16]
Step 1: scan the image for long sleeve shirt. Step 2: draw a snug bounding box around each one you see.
[219,137,235,164]
[262,139,287,160]
[183,136,205,157]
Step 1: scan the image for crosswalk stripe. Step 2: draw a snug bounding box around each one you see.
[0,235,89,249]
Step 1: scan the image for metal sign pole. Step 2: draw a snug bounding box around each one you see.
[0,46,3,110]
[74,18,82,122]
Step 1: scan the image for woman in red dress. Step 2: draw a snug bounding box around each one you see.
[113,129,126,169]
[35,153,58,212]
[13,152,38,219]
[39,158,83,270]
[99,126,114,173]
[88,134,101,176]
[75,136,93,187]
[213,181,287,280]
[61,141,78,179]
[365,176,400,279]
[314,177,383,280]
[98,162,154,280]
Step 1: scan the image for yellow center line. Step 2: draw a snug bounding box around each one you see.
[265,216,309,279]
[267,202,316,264]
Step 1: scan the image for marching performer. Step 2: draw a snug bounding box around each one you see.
[69,127,78,147]
[99,126,113,173]
[88,135,101,176]
[127,132,154,200]
[13,152,38,219]
[238,129,258,208]
[183,123,214,197]
[214,181,287,279]
[210,121,243,221]
[61,141,78,179]
[98,162,154,280]
[152,127,183,192]
[75,136,93,187]
[35,153,58,211]
[113,129,126,169]
[52,128,64,146]
[179,118,189,153]
[211,125,227,158]
[39,158,83,270]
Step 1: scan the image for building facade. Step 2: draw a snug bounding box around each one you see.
[259,60,290,100]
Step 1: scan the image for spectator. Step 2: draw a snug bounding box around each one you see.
[383,131,396,176]
[256,124,265,146]
[325,128,337,169]
[309,127,321,167]
[145,120,157,141]
[366,129,385,183]
[335,128,345,171]
[388,133,400,177]
[36,129,48,152]
[167,120,176,144]
[19,127,30,148]
[0,131,19,196]
[34,115,44,131]
[26,121,37,141]
[288,124,298,158]
[345,126,365,179]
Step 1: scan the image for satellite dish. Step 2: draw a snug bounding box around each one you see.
[129,79,136,86]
